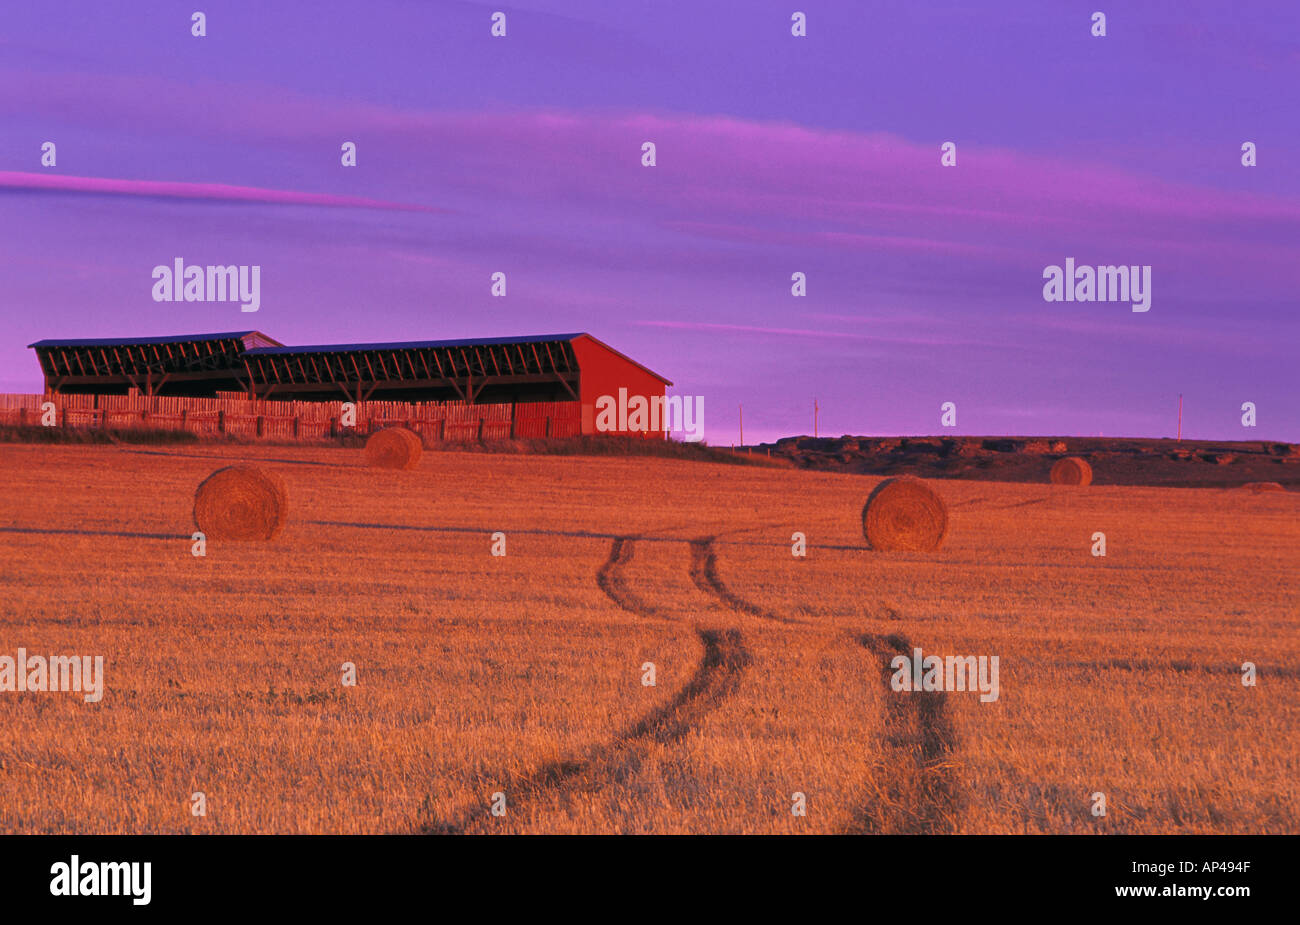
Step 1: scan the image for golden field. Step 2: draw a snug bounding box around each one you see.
[0,441,1296,834]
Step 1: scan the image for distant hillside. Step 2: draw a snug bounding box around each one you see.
[750,436,1300,488]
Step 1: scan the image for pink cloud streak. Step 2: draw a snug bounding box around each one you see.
[5,68,1298,280]
[0,170,440,213]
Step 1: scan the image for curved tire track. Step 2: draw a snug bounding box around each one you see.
[595,536,662,618]
[688,536,805,625]
[422,535,751,834]
[683,536,963,832]
[843,632,959,834]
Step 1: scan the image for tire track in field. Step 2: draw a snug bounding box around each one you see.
[843,632,959,835]
[595,535,664,618]
[688,536,806,625]
[422,535,751,834]
[680,536,959,832]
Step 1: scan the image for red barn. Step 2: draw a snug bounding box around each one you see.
[28,330,673,438]
[570,334,673,438]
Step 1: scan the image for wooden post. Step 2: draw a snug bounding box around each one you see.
[293,416,300,438]
[256,415,265,438]
[218,410,226,434]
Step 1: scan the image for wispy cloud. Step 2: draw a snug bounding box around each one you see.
[7,65,1299,278]
[0,171,441,213]
[633,319,1006,348]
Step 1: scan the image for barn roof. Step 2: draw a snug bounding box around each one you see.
[28,331,279,348]
[27,330,670,397]
[245,332,672,386]
[243,333,586,355]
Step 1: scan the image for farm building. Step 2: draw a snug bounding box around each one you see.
[26,331,673,437]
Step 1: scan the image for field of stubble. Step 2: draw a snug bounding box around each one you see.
[1,442,1296,834]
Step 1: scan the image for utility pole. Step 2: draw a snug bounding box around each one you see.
[814,398,819,438]
[738,403,744,449]
[1177,394,1183,442]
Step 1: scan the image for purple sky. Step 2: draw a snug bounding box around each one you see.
[2,1,1297,443]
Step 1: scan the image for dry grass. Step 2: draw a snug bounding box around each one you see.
[0,442,1296,834]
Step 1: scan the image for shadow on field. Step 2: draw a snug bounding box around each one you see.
[313,520,636,543]
[997,496,1051,509]
[310,519,874,554]
[123,448,350,469]
[0,525,181,541]
[1058,658,1300,679]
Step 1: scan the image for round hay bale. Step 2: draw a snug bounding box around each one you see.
[365,426,423,470]
[861,476,949,552]
[1241,481,1285,493]
[1050,456,1092,486]
[193,465,287,541]
[399,426,423,454]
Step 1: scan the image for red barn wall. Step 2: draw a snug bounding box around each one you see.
[571,335,669,437]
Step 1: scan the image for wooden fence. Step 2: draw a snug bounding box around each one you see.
[0,393,582,442]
